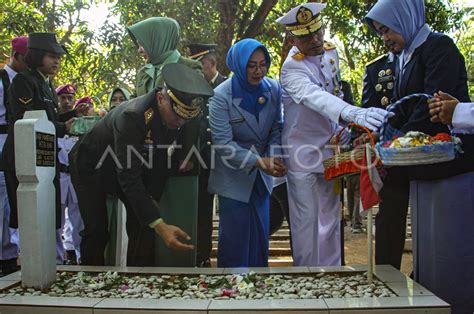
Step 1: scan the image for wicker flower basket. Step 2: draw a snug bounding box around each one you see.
[323,123,380,181]
[377,141,455,166]
[376,93,457,166]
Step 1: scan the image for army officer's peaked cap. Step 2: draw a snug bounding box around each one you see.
[162,63,214,120]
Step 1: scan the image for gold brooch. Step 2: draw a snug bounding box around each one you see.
[386,69,392,76]
[381,96,390,107]
[258,96,266,105]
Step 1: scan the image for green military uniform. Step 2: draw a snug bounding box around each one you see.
[184,42,227,266]
[2,33,74,230]
[69,63,213,266]
[127,18,204,266]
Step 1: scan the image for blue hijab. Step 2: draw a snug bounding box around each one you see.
[226,38,271,118]
[365,0,430,52]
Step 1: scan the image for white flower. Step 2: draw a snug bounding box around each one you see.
[234,275,244,284]
[247,282,255,292]
[237,281,248,292]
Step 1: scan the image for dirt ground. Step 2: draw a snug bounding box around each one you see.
[342,223,413,276]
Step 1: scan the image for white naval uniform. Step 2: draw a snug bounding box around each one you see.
[281,45,348,267]
[56,135,83,264]
[452,102,474,134]
[0,65,19,261]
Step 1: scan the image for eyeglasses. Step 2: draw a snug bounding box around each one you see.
[247,62,268,72]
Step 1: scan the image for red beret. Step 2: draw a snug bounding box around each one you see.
[74,96,93,109]
[56,84,76,95]
[11,36,28,55]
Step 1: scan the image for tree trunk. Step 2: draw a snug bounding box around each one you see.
[216,0,239,75]
[242,0,277,39]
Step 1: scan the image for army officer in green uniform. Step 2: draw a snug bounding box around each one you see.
[69,63,214,266]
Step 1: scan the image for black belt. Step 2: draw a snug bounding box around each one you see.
[59,163,70,173]
[0,124,7,134]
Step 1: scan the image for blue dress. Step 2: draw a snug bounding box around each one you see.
[218,173,270,267]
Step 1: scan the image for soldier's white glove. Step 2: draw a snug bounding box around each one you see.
[340,105,393,131]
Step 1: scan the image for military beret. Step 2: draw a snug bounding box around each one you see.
[56,84,76,95]
[183,43,217,60]
[276,3,326,37]
[28,32,67,55]
[162,63,214,120]
[11,36,28,55]
[74,96,93,109]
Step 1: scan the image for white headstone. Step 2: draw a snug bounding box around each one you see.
[115,200,128,266]
[14,110,56,289]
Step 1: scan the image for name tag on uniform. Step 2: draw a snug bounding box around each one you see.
[43,98,53,103]
[377,75,393,83]
[229,118,244,124]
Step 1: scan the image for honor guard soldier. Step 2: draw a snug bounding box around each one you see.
[69,63,214,266]
[0,36,28,275]
[2,33,86,242]
[362,53,396,109]
[276,3,391,267]
[184,43,227,267]
[56,84,76,114]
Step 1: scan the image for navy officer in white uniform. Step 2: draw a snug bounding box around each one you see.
[277,3,391,267]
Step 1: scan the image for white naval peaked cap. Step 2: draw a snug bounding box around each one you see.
[276,3,327,37]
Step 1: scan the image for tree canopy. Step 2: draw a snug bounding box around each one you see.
[1,0,472,108]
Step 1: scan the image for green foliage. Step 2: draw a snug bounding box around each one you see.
[0,0,472,107]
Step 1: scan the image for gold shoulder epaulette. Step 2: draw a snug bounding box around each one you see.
[292,52,305,60]
[366,54,388,67]
[323,41,336,51]
[144,108,154,124]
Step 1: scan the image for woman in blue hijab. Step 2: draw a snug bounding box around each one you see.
[208,39,287,267]
[366,2,474,313]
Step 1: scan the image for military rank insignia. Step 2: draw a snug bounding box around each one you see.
[144,108,154,124]
[18,97,32,105]
[292,52,305,60]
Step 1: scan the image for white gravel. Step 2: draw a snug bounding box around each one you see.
[1,271,397,299]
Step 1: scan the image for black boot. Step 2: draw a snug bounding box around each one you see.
[0,258,19,276]
[64,250,77,265]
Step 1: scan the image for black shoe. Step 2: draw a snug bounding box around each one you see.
[64,250,77,265]
[0,258,20,276]
[197,259,211,268]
